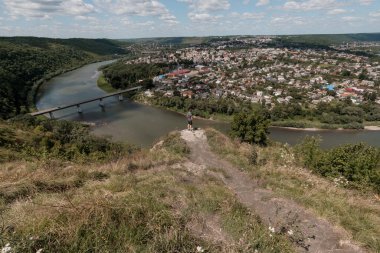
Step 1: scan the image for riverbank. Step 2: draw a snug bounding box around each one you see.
[97,72,118,93]
[31,57,116,112]
[138,95,380,131]
[95,75,380,132]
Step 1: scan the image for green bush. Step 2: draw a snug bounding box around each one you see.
[297,138,380,192]
[230,110,270,145]
[3,115,128,163]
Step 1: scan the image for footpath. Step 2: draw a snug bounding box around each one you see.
[180,129,365,253]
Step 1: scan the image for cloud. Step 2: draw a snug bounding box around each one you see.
[243,0,250,4]
[359,0,373,5]
[3,0,95,19]
[327,8,347,15]
[178,0,230,12]
[283,0,342,11]
[230,12,265,20]
[369,10,380,17]
[256,0,270,6]
[188,12,222,22]
[94,0,177,24]
[342,16,362,21]
[271,16,306,25]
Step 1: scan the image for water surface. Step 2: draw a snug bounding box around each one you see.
[37,61,380,148]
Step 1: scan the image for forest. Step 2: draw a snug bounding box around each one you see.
[101,62,176,90]
[0,37,127,119]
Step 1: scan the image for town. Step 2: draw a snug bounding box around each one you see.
[125,38,380,108]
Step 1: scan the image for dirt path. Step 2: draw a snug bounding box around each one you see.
[180,130,365,253]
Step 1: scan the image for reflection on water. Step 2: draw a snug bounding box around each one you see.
[37,61,380,148]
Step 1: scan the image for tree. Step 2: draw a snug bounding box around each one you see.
[230,110,270,145]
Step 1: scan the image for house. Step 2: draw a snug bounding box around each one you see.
[181,90,194,98]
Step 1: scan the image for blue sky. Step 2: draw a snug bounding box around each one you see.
[0,0,379,38]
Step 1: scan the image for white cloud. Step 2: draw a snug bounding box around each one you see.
[256,0,270,6]
[231,12,265,20]
[369,10,380,17]
[94,0,177,24]
[342,16,361,21]
[188,12,222,22]
[179,0,230,12]
[283,0,342,11]
[359,0,373,5]
[243,0,250,4]
[327,8,347,15]
[271,16,306,25]
[3,0,95,19]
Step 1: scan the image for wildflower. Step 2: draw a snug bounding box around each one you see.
[1,243,12,253]
[36,249,43,253]
[287,229,294,236]
[268,226,275,233]
[196,246,204,253]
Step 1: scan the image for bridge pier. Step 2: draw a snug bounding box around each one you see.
[77,105,82,113]
[49,112,54,119]
[118,94,124,101]
[99,98,104,107]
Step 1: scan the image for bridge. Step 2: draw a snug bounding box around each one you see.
[31,86,142,118]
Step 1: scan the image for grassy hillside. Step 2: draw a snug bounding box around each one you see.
[0,122,295,252]
[205,129,380,252]
[0,37,128,119]
[0,116,379,252]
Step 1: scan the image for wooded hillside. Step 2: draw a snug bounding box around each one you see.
[0,37,128,119]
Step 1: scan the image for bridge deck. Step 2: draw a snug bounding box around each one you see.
[31,86,142,116]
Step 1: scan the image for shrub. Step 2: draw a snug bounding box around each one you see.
[297,137,380,192]
[315,143,380,191]
[3,115,127,163]
[230,110,270,145]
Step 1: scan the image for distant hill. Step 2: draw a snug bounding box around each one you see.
[0,37,127,56]
[119,36,233,46]
[278,33,380,46]
[0,37,129,119]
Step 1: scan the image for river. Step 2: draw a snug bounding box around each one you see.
[36,61,380,148]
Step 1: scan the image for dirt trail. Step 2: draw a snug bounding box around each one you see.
[181,129,365,253]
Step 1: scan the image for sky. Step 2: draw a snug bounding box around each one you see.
[0,0,379,39]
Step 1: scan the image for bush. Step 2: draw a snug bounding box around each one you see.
[342,122,364,129]
[230,110,270,145]
[297,137,380,192]
[3,115,127,163]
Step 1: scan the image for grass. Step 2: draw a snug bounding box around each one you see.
[97,73,118,93]
[0,131,296,252]
[205,128,380,252]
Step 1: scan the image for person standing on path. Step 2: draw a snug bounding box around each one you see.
[186,111,193,131]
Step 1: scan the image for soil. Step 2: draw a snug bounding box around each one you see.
[180,129,365,253]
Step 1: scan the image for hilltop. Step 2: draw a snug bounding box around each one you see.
[0,116,379,252]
